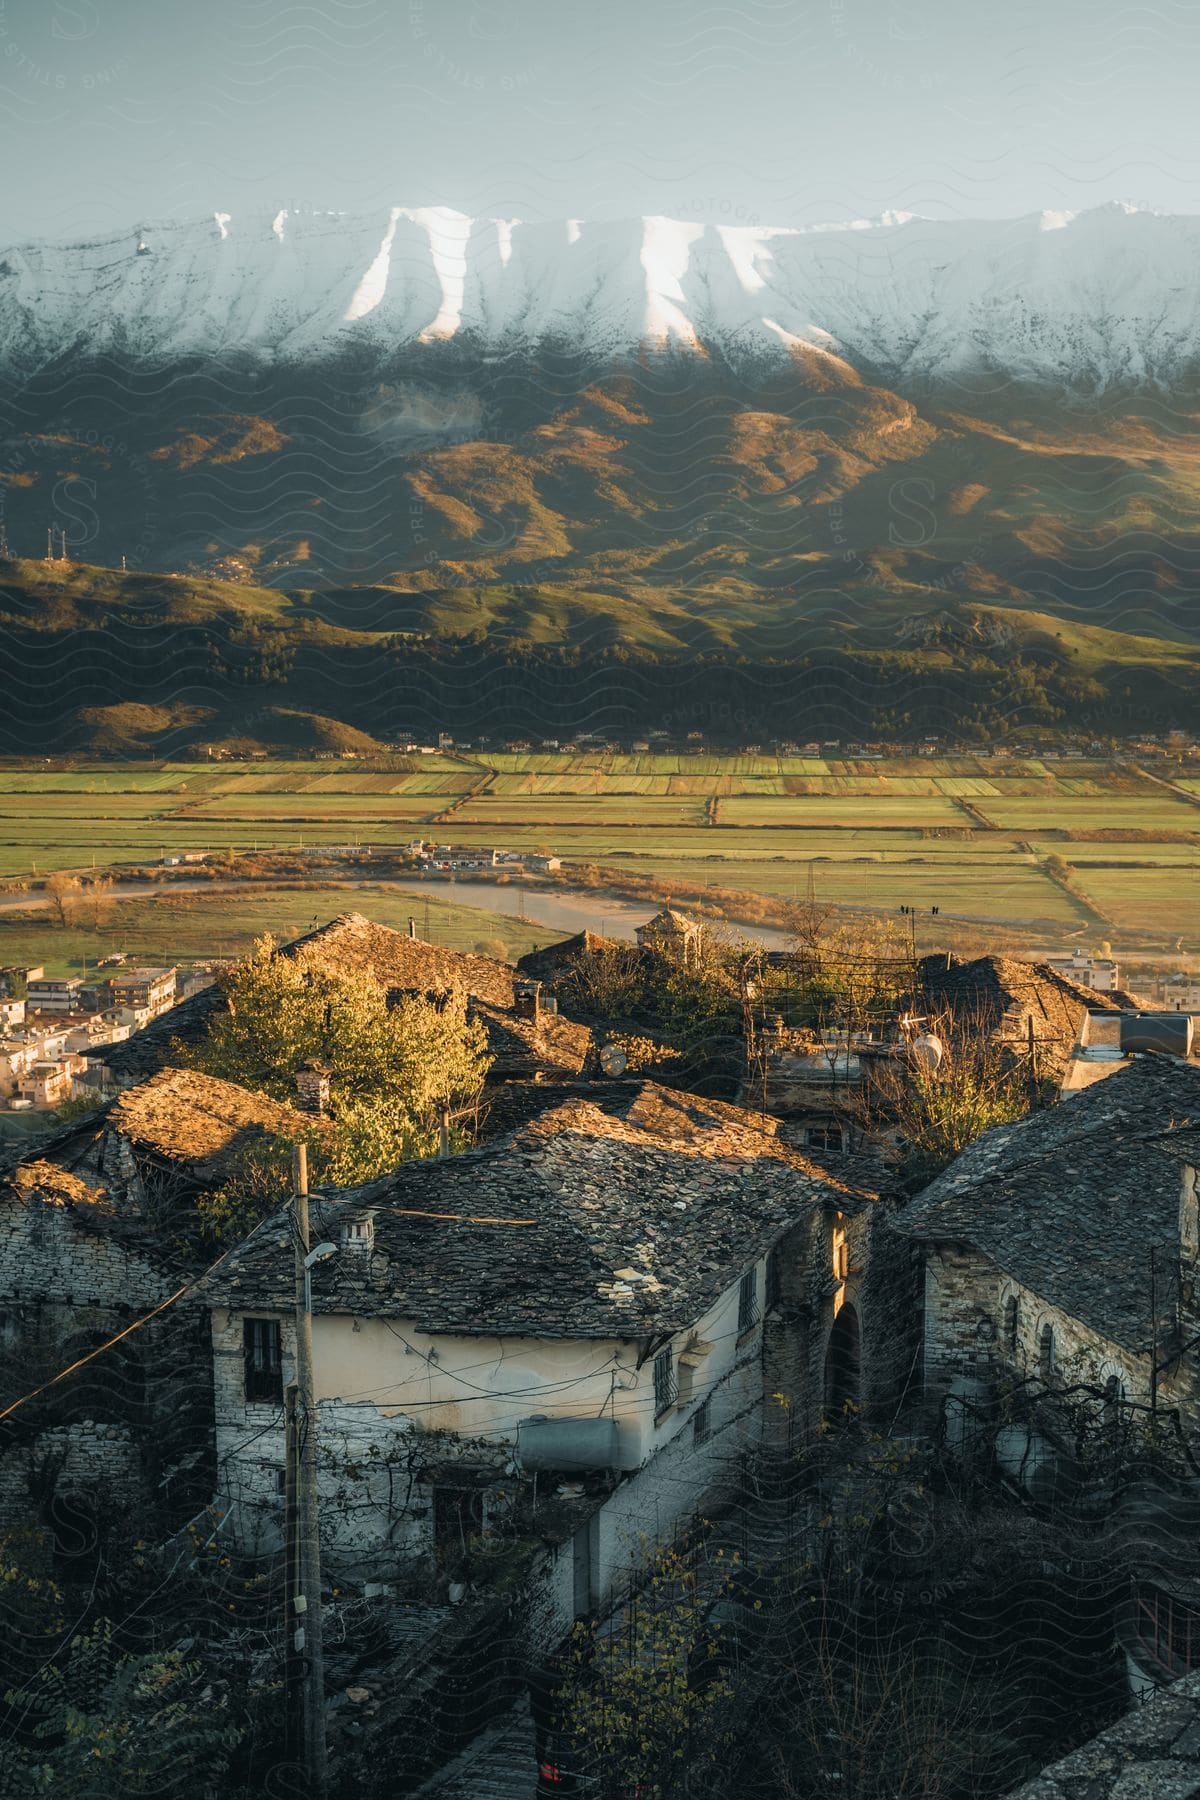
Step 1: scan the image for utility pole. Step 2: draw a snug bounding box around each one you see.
[283,1381,302,1766]
[1026,1012,1038,1112]
[290,1144,328,1799]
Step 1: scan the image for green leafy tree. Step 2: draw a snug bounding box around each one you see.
[186,937,491,1240]
[2,1624,243,1798]
[556,1543,734,1799]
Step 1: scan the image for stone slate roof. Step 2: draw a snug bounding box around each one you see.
[201,1081,876,1339]
[96,915,582,1086]
[108,1066,331,1178]
[10,1158,108,1208]
[895,1055,1200,1353]
[914,952,1136,1081]
[1008,1669,1200,1799]
[516,931,623,986]
[465,998,593,1080]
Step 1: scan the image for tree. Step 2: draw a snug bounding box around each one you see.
[43,871,81,929]
[561,940,644,1018]
[185,938,492,1237]
[2,1624,243,1798]
[554,1543,735,1799]
[84,874,115,934]
[870,1010,1035,1189]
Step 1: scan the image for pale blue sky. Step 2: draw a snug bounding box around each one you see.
[3,0,1199,241]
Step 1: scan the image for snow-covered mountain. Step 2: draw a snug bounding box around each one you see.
[5,203,1200,387]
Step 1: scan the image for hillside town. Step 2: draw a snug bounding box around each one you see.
[1,903,1199,1798]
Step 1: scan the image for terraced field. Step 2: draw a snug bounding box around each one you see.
[0,753,1195,945]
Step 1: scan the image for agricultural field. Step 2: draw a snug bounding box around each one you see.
[0,754,1195,947]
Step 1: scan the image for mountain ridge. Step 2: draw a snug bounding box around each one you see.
[5,203,1200,387]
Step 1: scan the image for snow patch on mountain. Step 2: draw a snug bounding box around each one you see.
[2,203,1199,386]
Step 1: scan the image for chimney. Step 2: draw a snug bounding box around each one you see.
[513,978,541,1023]
[294,1058,331,1116]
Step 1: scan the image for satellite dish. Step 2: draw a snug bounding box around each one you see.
[909,1032,944,1073]
[599,1042,627,1077]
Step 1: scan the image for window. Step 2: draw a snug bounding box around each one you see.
[433,1486,485,1567]
[1038,1322,1056,1380]
[765,1249,782,1314]
[692,1397,712,1446]
[738,1268,759,1335]
[1103,1373,1125,1428]
[832,1220,849,1285]
[1003,1295,1019,1354]
[243,1318,282,1405]
[1134,1587,1200,1678]
[653,1347,675,1418]
[806,1123,844,1154]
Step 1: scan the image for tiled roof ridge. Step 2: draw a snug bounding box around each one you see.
[111,1063,330,1158]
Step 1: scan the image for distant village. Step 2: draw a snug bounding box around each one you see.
[191,725,1200,761]
[2,905,1200,1797]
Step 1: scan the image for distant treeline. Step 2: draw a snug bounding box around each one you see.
[2,620,1198,750]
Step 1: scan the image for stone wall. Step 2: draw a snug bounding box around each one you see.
[0,1194,167,1314]
[0,1420,144,1527]
[762,1201,917,1439]
[923,1247,1151,1405]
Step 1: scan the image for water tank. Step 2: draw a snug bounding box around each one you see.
[909,1032,944,1073]
[1118,1013,1194,1059]
[942,1374,992,1458]
[994,1424,1079,1505]
[516,1415,620,1472]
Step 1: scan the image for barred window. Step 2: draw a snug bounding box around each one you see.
[692,1397,712,1446]
[653,1347,675,1418]
[1038,1322,1056,1379]
[806,1123,844,1153]
[738,1267,759,1335]
[1003,1295,1019,1354]
[243,1318,282,1405]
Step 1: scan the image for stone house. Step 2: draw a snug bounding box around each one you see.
[896,1054,1200,1693]
[1008,1666,1200,1800]
[199,1081,880,1633]
[87,1065,331,1221]
[913,952,1144,1088]
[0,1158,211,1534]
[743,1022,903,1158]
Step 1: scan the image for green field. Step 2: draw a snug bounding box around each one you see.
[0,885,559,981]
[0,754,1196,948]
